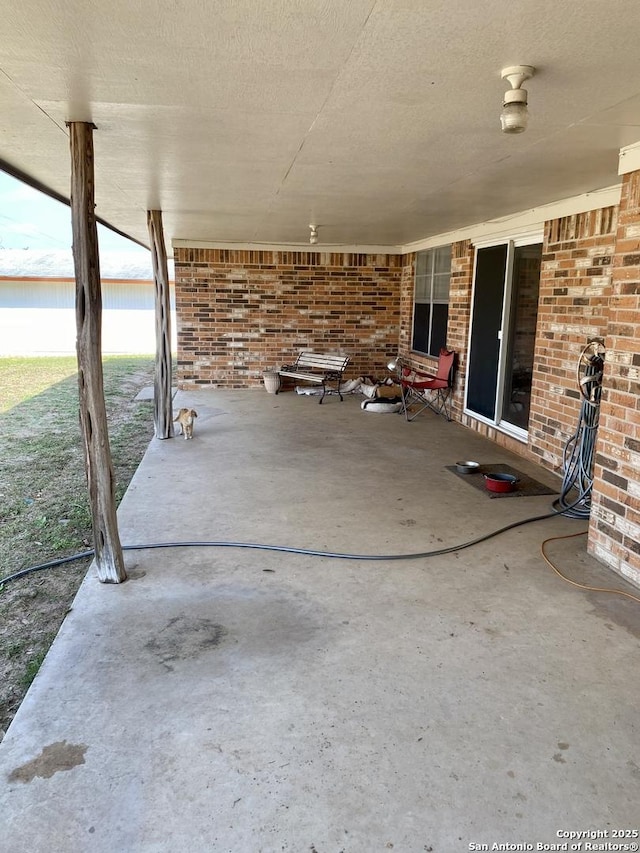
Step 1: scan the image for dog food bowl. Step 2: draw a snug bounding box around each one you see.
[456,460,480,474]
[483,472,519,493]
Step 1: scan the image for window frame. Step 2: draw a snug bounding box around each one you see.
[411,245,451,358]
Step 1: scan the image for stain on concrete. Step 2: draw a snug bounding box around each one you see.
[553,753,566,764]
[8,740,87,783]
[587,593,640,639]
[126,569,146,580]
[145,615,227,671]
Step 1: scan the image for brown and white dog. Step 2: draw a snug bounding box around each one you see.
[174,408,198,440]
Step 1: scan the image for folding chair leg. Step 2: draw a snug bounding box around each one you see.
[405,393,431,422]
[444,391,452,421]
[400,385,429,421]
[400,385,410,420]
[437,389,452,421]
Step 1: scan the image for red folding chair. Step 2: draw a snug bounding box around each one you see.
[399,349,455,422]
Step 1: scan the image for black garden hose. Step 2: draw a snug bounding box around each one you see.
[0,507,566,587]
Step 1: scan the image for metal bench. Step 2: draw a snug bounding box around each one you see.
[278,351,350,403]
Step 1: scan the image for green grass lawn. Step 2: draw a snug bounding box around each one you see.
[0,355,79,413]
[0,355,157,736]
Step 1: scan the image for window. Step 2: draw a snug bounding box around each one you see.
[412,246,451,357]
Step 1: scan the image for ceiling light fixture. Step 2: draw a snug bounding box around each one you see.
[309,224,318,244]
[500,65,535,134]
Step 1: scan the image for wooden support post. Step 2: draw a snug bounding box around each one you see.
[68,121,126,583]
[147,209,174,439]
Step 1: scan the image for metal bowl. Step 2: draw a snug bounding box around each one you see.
[483,472,519,493]
[456,460,480,474]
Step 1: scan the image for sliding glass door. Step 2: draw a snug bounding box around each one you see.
[465,239,542,437]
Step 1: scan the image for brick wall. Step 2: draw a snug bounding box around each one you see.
[589,173,640,585]
[398,253,415,357]
[447,240,474,418]
[174,248,404,388]
[528,208,618,472]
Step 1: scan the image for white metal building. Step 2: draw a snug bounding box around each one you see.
[0,249,175,354]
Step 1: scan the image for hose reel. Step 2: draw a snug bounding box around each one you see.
[577,339,605,405]
[557,340,605,518]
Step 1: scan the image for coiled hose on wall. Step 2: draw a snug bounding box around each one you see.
[555,340,605,519]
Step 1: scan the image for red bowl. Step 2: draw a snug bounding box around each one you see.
[483,473,518,493]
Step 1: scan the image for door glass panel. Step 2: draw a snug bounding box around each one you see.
[467,245,508,420]
[500,245,542,429]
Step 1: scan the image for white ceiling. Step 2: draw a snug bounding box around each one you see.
[2,0,640,253]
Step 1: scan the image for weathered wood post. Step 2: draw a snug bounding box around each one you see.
[68,121,126,583]
[147,209,174,439]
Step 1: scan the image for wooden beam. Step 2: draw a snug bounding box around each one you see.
[68,121,126,584]
[147,209,174,439]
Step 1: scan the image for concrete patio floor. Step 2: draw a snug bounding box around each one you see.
[1,388,639,852]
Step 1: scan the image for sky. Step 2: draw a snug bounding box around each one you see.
[0,170,148,255]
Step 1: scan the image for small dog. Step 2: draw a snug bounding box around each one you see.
[174,408,198,440]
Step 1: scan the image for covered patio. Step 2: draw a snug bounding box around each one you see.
[1,0,639,583]
[1,389,638,850]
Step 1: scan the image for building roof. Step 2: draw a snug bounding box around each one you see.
[0,248,174,281]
